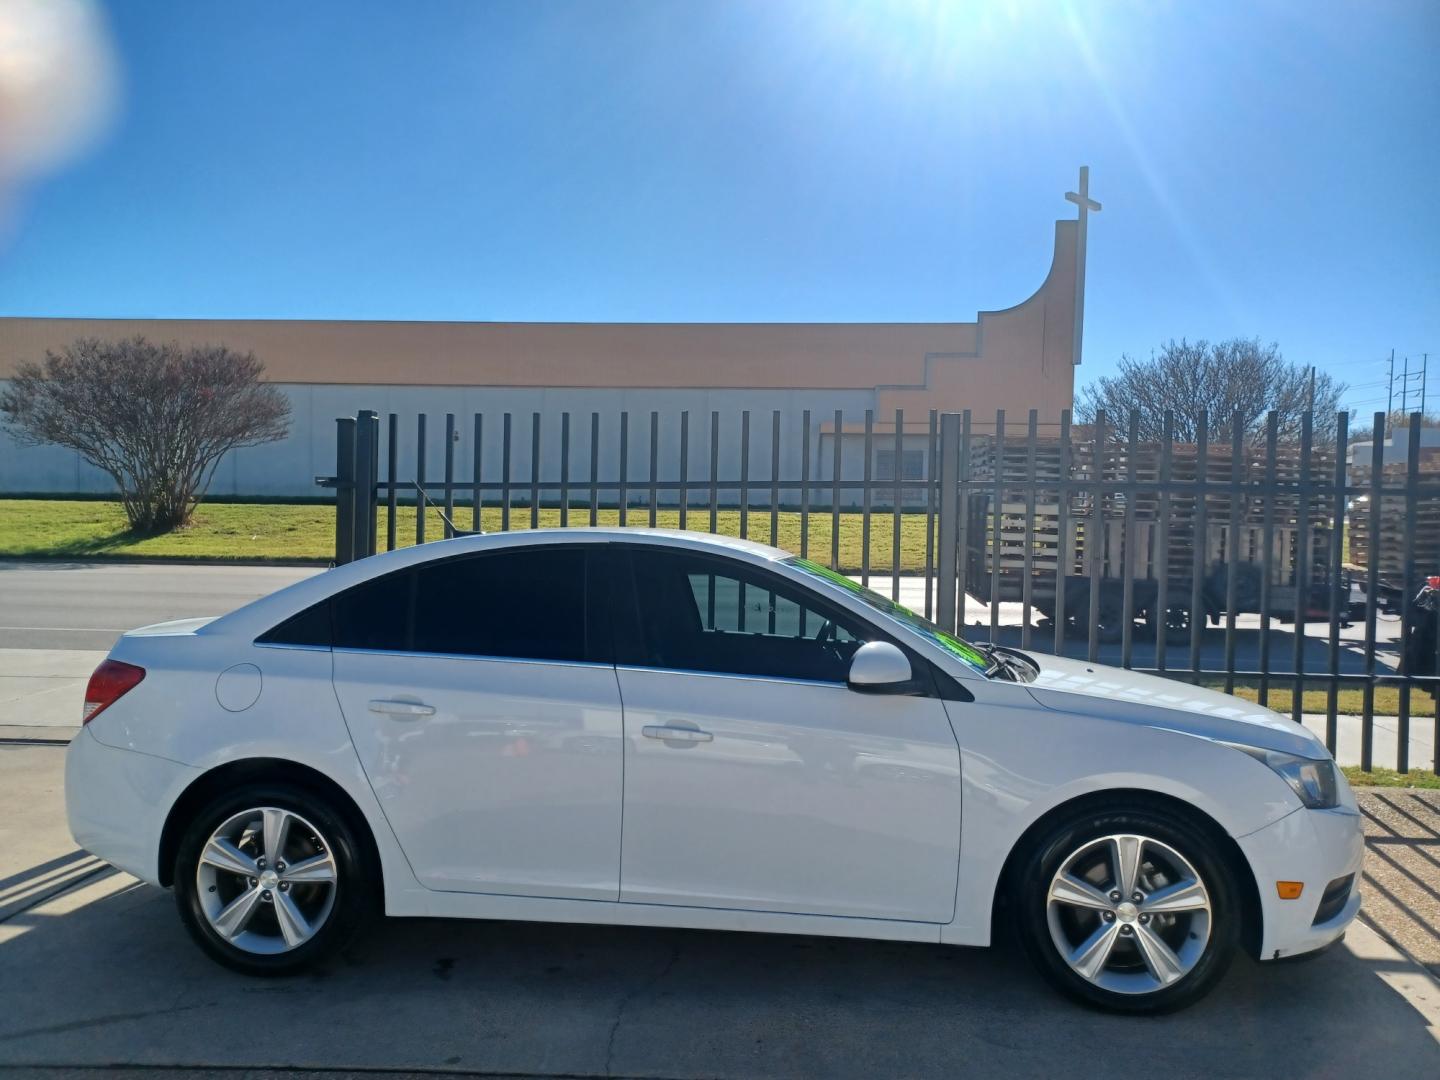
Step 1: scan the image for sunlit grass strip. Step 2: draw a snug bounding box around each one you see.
[0,499,936,572]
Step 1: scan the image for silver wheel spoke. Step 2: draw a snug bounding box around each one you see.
[262,808,292,863]
[1110,835,1144,897]
[1142,878,1209,914]
[200,837,257,878]
[1134,923,1186,985]
[211,885,264,940]
[1047,831,1212,993]
[272,890,314,948]
[196,805,339,956]
[1049,873,1114,911]
[280,852,337,885]
[1070,922,1122,981]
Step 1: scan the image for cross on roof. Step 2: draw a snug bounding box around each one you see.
[1064,166,1099,369]
[1065,165,1101,223]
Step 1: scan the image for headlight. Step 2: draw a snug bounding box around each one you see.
[1226,744,1340,809]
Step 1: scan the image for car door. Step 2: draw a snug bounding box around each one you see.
[330,543,624,900]
[612,546,962,923]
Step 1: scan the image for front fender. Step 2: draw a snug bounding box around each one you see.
[939,686,1297,946]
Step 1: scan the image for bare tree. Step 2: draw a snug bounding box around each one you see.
[1347,410,1440,445]
[1076,338,1347,445]
[1,337,290,534]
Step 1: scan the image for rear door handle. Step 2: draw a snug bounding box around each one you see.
[368,699,436,718]
[641,725,713,743]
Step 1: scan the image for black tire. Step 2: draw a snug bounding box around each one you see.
[1012,803,1239,1014]
[1095,600,1126,644]
[174,782,376,976]
[1144,601,1193,645]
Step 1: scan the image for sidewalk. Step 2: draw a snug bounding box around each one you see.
[0,649,106,733]
[1356,788,1440,978]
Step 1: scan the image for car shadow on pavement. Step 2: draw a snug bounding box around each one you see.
[0,851,112,923]
[1,873,1437,1079]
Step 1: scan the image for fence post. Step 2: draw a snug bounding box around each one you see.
[354,410,378,558]
[334,416,356,565]
[937,412,962,633]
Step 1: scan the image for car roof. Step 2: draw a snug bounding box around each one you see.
[206,528,793,638]
[467,527,790,560]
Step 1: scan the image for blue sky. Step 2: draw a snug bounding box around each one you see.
[2,0,1436,413]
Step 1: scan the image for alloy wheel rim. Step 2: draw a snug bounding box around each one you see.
[1045,833,1211,995]
[196,807,338,955]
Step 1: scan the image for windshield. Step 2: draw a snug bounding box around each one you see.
[784,557,992,677]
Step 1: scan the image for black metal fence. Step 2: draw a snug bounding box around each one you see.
[326,406,1440,774]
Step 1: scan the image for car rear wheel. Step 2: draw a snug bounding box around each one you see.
[1013,805,1239,1013]
[174,783,375,975]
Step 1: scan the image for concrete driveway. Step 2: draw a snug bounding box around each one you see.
[2,744,1438,1079]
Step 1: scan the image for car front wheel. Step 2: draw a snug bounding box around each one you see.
[173,783,375,975]
[1014,805,1240,1013]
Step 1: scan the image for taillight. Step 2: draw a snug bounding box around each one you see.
[83,659,145,724]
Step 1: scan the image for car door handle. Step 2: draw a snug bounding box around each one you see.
[367,699,436,718]
[641,725,713,743]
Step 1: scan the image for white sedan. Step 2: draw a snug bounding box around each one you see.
[65,529,1363,1013]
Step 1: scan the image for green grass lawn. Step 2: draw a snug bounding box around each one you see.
[1205,679,1439,719]
[1342,766,1440,789]
[0,498,938,571]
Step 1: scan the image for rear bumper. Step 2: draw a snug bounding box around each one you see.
[1236,804,1365,960]
[65,726,200,886]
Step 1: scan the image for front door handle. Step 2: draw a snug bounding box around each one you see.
[368,699,436,718]
[642,724,713,743]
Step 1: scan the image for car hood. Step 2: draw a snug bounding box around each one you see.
[1023,654,1328,759]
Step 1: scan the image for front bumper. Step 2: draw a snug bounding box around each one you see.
[65,725,200,886]
[1235,803,1365,960]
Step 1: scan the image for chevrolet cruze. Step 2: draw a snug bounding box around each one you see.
[65,529,1363,1013]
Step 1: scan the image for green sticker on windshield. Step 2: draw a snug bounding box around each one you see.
[932,630,989,670]
[788,557,990,674]
[792,557,864,593]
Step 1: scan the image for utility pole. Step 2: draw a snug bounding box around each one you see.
[1307,365,1316,415]
[1386,348,1395,421]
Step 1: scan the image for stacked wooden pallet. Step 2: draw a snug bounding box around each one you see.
[964,435,1337,593]
[1349,446,1440,581]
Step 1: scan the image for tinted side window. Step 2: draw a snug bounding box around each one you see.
[333,569,414,651]
[628,550,873,683]
[412,548,588,662]
[256,601,333,647]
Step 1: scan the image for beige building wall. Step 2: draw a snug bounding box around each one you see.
[0,217,1082,497]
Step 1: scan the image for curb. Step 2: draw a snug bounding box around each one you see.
[0,555,330,568]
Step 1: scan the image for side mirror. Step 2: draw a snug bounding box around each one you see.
[847,641,919,695]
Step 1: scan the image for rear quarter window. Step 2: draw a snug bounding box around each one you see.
[256,601,333,648]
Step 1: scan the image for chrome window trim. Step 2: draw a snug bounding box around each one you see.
[253,641,332,653]
[615,663,848,690]
[331,645,612,671]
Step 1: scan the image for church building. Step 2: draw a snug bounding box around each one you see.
[0,176,1098,499]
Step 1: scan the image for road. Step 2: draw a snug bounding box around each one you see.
[0,561,322,652]
[0,560,1405,663]
[1,743,1437,1079]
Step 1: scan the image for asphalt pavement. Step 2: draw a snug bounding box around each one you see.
[0,561,322,652]
[2,743,1438,1079]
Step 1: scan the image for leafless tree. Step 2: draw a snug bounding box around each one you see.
[1346,410,1440,445]
[1,337,290,534]
[1075,338,1347,445]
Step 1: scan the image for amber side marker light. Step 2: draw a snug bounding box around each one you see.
[1276,881,1305,900]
